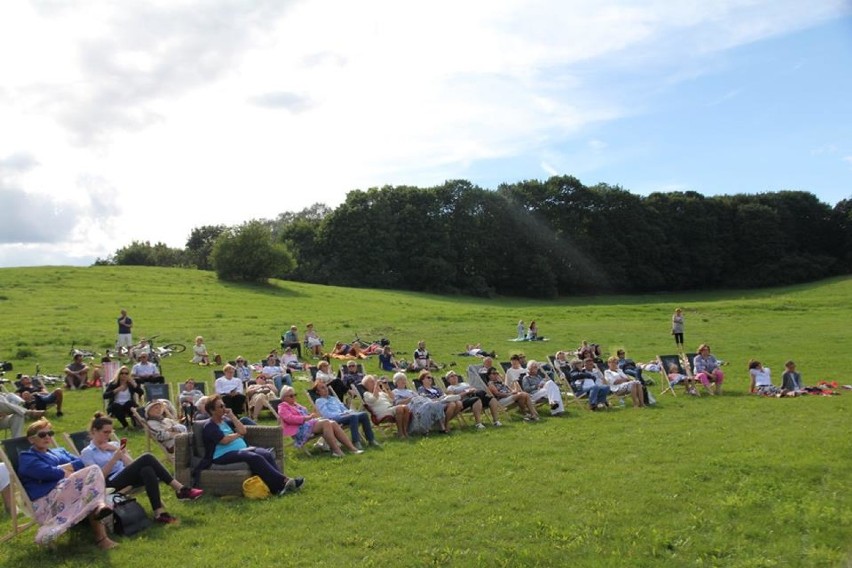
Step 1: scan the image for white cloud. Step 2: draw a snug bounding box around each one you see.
[0,0,849,266]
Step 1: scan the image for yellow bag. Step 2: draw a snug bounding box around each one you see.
[242,475,271,499]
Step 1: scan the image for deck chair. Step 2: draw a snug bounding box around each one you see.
[464,365,490,392]
[0,436,37,542]
[63,430,93,456]
[657,353,699,397]
[130,407,178,464]
[144,383,172,405]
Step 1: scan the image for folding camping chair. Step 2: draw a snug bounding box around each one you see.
[0,436,37,542]
[657,353,699,397]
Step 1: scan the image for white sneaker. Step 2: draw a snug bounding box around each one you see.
[493,421,503,427]
[475,422,486,430]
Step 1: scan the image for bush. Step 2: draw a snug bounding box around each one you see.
[211,221,296,283]
[15,347,36,359]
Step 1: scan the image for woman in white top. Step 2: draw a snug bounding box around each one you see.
[604,356,645,408]
[748,360,781,396]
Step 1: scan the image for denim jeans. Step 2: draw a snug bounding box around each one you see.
[333,412,374,444]
[583,385,611,407]
[273,374,293,393]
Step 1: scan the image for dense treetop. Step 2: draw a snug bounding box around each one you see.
[96,177,851,297]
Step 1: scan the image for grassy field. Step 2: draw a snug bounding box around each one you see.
[0,266,850,567]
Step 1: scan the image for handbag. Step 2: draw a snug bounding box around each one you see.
[111,493,152,536]
[242,475,271,499]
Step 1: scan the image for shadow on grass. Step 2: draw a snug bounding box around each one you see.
[217,279,305,299]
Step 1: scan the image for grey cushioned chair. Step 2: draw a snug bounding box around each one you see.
[173,419,284,497]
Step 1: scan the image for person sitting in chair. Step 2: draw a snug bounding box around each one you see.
[178,379,204,424]
[103,366,142,429]
[444,370,502,427]
[521,360,565,416]
[17,375,64,418]
[570,358,611,411]
[280,325,302,359]
[693,344,724,395]
[667,363,697,396]
[485,366,539,421]
[214,364,247,416]
[277,386,362,457]
[260,355,292,393]
[18,419,116,548]
[360,375,411,439]
[604,356,645,408]
[392,373,447,435]
[313,381,379,449]
[194,395,304,496]
[416,370,465,429]
[280,347,302,372]
[64,353,89,390]
[144,400,187,452]
[130,352,164,384]
[304,323,324,358]
[81,412,202,525]
[246,376,278,421]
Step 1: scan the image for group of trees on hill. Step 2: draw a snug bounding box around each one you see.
[95,176,851,298]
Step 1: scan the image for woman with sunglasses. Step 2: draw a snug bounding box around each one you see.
[277,386,362,457]
[80,412,202,524]
[17,419,116,548]
[194,395,304,496]
[103,365,143,429]
[416,370,465,428]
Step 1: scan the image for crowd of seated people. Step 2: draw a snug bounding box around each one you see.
[4,327,827,553]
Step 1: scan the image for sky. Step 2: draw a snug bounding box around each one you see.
[1,0,851,268]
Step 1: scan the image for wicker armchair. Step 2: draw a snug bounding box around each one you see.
[174,420,285,497]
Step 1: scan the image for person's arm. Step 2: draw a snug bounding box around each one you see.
[278,403,307,425]
[19,451,71,482]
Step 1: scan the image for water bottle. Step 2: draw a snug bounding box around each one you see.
[618,397,626,408]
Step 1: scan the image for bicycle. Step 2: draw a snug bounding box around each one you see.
[69,344,101,361]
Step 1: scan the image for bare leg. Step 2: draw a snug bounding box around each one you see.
[331,421,358,451]
[488,398,501,422]
[313,421,342,454]
[471,399,483,424]
[90,513,118,550]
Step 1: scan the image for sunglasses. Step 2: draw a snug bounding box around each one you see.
[35,430,55,438]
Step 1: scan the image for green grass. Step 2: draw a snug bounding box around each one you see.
[1,267,850,567]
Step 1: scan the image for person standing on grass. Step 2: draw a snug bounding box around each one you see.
[117,309,133,352]
[671,308,685,351]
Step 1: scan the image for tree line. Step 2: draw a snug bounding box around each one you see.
[95,176,852,298]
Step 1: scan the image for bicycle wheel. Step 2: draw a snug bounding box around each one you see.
[162,343,186,354]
